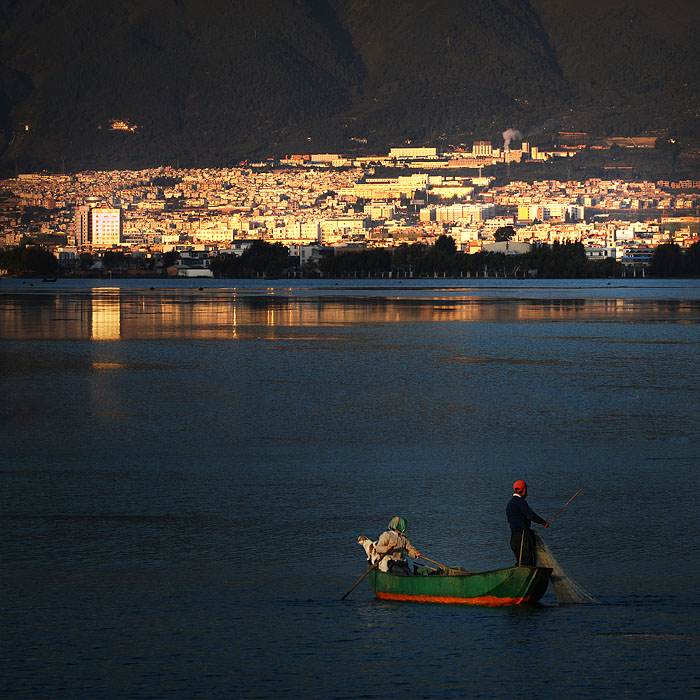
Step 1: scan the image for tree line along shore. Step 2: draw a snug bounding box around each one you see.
[1,238,699,280]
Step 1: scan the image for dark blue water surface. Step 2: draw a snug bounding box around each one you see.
[2,279,699,699]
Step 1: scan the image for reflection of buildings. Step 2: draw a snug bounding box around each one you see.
[91,290,121,340]
[1,292,699,341]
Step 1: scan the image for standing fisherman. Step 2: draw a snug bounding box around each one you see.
[506,480,548,566]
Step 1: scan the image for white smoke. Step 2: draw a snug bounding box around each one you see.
[502,128,522,150]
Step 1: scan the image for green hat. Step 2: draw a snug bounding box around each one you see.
[388,516,407,533]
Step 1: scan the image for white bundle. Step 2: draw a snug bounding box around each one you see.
[535,533,598,604]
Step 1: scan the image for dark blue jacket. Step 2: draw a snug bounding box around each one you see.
[506,495,547,532]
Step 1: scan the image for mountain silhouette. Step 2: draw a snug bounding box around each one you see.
[1,0,698,172]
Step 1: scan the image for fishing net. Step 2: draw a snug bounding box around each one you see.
[535,534,598,604]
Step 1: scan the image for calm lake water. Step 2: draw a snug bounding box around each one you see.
[2,278,699,699]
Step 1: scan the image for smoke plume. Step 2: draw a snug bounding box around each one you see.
[502,128,522,150]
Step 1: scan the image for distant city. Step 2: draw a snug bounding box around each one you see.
[1,138,699,278]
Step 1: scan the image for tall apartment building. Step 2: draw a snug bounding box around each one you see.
[72,197,121,247]
[91,208,123,247]
[74,204,92,246]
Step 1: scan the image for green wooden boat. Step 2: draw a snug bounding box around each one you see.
[369,565,552,606]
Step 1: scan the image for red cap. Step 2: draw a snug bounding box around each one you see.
[513,480,527,494]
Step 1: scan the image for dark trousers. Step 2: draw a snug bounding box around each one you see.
[388,560,412,576]
[510,529,536,566]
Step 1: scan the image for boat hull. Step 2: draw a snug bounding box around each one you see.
[369,566,552,606]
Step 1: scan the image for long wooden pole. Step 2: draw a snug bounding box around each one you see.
[340,563,378,600]
[341,552,391,600]
[518,529,524,566]
[418,561,439,571]
[417,554,449,570]
[546,489,582,526]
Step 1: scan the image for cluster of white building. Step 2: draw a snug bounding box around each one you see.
[1,143,699,273]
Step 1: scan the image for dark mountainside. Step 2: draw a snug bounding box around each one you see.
[1,0,699,174]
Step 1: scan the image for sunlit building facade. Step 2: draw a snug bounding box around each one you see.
[91,207,122,247]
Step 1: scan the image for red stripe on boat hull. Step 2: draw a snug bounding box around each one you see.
[374,591,536,606]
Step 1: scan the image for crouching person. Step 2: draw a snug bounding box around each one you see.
[375,516,421,576]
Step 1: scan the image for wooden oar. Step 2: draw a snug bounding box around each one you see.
[417,561,439,571]
[546,488,582,526]
[340,564,377,600]
[417,554,449,571]
[419,554,473,575]
[341,553,390,600]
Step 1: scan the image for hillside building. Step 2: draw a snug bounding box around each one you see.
[91,207,123,247]
[389,147,438,160]
[473,141,494,157]
[73,196,104,246]
[430,203,495,223]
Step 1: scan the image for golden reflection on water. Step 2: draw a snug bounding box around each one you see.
[0,290,698,340]
[91,290,121,340]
